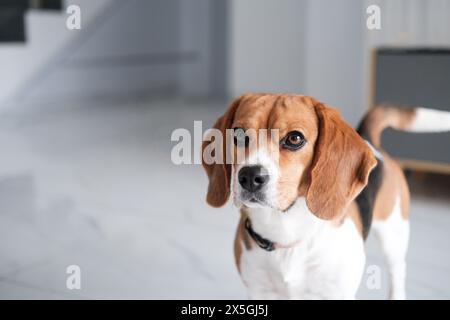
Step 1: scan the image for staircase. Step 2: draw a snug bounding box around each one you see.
[0,0,62,42]
[0,0,112,107]
[0,0,219,111]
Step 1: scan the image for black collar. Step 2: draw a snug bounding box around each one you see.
[244,218,276,251]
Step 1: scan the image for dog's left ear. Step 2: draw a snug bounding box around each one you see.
[306,103,377,220]
[201,96,243,207]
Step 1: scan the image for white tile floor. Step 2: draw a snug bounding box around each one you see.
[0,98,449,299]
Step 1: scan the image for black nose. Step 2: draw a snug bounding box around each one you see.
[238,166,269,192]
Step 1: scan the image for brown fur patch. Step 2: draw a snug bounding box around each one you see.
[373,152,410,220]
[358,106,417,148]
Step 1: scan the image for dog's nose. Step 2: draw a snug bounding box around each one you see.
[238,166,269,192]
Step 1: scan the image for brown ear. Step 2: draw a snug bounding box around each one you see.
[306,103,377,220]
[201,96,243,207]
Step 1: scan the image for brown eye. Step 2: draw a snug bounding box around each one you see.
[281,131,306,151]
[288,134,302,145]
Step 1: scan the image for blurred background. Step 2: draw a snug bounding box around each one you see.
[0,0,449,299]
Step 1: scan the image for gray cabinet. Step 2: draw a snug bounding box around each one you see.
[372,48,450,174]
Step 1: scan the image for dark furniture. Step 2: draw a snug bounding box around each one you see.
[371,48,450,174]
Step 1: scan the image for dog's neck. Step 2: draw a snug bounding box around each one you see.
[244,218,303,251]
[241,198,328,248]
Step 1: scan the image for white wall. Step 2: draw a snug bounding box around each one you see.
[4,0,448,117]
[228,0,364,126]
[229,0,307,96]
[179,0,212,97]
[24,0,182,102]
[363,0,450,48]
[303,0,365,126]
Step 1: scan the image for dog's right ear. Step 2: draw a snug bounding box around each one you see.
[201,96,243,207]
[305,103,377,220]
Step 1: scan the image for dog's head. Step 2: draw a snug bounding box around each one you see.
[202,93,376,220]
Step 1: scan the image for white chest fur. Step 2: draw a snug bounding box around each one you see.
[239,199,366,299]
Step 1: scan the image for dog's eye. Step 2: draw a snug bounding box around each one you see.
[281,131,306,150]
[233,127,249,147]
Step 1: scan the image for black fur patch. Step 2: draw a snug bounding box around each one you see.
[355,122,385,239]
[355,157,383,240]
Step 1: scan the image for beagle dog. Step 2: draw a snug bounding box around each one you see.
[201,93,450,300]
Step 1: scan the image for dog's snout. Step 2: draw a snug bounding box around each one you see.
[238,166,269,192]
